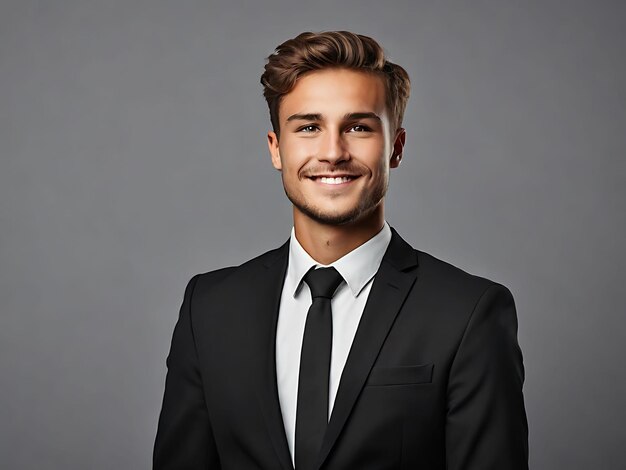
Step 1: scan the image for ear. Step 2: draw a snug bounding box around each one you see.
[390,128,406,169]
[267,131,282,171]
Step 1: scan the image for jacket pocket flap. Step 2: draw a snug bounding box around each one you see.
[366,363,434,386]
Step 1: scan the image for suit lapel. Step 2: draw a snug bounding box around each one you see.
[244,242,295,470]
[317,229,419,469]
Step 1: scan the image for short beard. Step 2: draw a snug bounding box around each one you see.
[283,179,387,226]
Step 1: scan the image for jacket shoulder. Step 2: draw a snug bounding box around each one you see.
[389,227,508,295]
[415,249,510,298]
[191,241,288,293]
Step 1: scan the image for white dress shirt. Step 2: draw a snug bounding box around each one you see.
[275,222,392,463]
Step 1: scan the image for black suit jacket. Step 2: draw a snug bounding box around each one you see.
[154,229,528,469]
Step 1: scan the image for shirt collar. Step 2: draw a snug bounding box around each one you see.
[286,222,392,298]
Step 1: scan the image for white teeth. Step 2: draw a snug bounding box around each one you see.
[319,176,351,184]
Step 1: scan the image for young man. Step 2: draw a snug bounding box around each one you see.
[154,31,528,469]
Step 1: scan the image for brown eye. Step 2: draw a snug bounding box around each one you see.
[348,124,370,132]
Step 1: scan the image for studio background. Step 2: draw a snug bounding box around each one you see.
[1,1,624,468]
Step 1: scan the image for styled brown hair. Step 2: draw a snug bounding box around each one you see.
[260,31,411,136]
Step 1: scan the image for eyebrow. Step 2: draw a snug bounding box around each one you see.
[344,112,381,121]
[285,112,381,123]
[286,113,322,122]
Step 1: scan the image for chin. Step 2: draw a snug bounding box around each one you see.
[311,212,361,226]
[295,200,383,226]
[286,184,386,227]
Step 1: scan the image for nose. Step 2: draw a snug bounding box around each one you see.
[318,130,349,164]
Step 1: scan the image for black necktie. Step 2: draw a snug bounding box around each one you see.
[295,266,344,470]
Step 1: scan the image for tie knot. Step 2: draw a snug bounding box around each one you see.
[303,267,344,299]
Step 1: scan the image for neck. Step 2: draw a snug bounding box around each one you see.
[293,207,385,265]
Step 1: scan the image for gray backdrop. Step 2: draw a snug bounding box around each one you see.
[1,0,624,468]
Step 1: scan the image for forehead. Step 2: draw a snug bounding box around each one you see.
[279,68,388,121]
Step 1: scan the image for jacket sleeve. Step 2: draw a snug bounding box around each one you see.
[445,283,529,470]
[153,274,221,469]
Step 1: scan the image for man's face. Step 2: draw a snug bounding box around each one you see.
[267,68,405,226]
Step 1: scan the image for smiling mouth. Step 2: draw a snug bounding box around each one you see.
[308,175,359,185]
